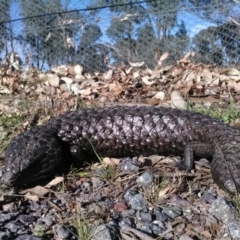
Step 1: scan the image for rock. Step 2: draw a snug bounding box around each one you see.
[140,210,152,223]
[119,218,135,230]
[119,157,140,172]
[14,235,43,240]
[162,207,182,218]
[91,223,118,240]
[151,223,165,235]
[136,172,154,186]
[171,91,190,110]
[210,197,238,223]
[53,224,71,239]
[220,221,240,239]
[121,209,136,218]
[123,190,138,202]
[0,212,19,225]
[128,194,147,211]
[0,231,11,240]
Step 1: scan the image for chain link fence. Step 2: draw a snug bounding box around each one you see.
[0,0,239,72]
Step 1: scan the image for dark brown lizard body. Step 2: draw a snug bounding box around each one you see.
[3,106,240,193]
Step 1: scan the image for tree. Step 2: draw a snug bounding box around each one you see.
[193,27,223,65]
[76,24,106,71]
[218,22,240,65]
[18,0,82,69]
[92,0,188,67]
[0,0,12,55]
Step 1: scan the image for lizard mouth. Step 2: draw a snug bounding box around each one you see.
[2,170,16,186]
[3,169,33,186]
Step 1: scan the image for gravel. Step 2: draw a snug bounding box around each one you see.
[1,155,240,239]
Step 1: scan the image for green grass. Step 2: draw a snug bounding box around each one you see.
[72,214,92,240]
[87,137,118,181]
[75,97,99,110]
[0,114,24,128]
[69,168,90,178]
[187,180,195,202]
[0,113,27,157]
[32,225,45,238]
[194,101,240,124]
[231,193,240,214]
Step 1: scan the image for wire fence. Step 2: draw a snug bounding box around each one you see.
[0,0,239,72]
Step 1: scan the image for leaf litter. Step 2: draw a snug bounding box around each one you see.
[0,52,240,239]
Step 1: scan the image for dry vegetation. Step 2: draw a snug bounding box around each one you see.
[1,52,240,239]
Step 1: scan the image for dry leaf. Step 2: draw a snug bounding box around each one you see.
[20,186,49,197]
[126,67,132,75]
[109,83,123,95]
[201,69,212,83]
[75,74,86,82]
[38,73,59,87]
[79,88,92,96]
[129,61,145,67]
[228,80,240,91]
[69,83,79,95]
[142,76,156,85]
[51,65,68,75]
[61,77,73,85]
[149,69,161,80]
[158,186,171,197]
[73,64,83,75]
[24,192,39,201]
[102,69,113,80]
[171,67,183,77]
[159,52,169,62]
[59,83,70,92]
[153,91,165,100]
[222,68,240,80]
[142,68,153,75]
[181,51,192,62]
[45,176,64,187]
[182,71,195,85]
[0,85,11,94]
[102,157,120,165]
[210,77,220,86]
[146,155,164,165]
[133,70,140,79]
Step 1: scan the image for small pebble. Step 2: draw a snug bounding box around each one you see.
[151,223,165,235]
[91,223,118,240]
[220,220,240,239]
[121,209,136,218]
[162,207,182,218]
[210,197,238,223]
[128,194,147,211]
[119,157,140,172]
[123,190,138,202]
[140,211,152,223]
[53,224,71,239]
[119,218,135,229]
[136,172,154,186]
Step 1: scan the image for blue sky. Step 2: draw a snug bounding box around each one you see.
[4,0,239,68]
[8,0,217,40]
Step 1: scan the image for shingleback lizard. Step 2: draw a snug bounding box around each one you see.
[3,106,240,194]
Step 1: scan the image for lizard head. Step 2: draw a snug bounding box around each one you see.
[3,127,63,186]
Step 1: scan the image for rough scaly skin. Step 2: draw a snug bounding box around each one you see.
[3,106,240,193]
